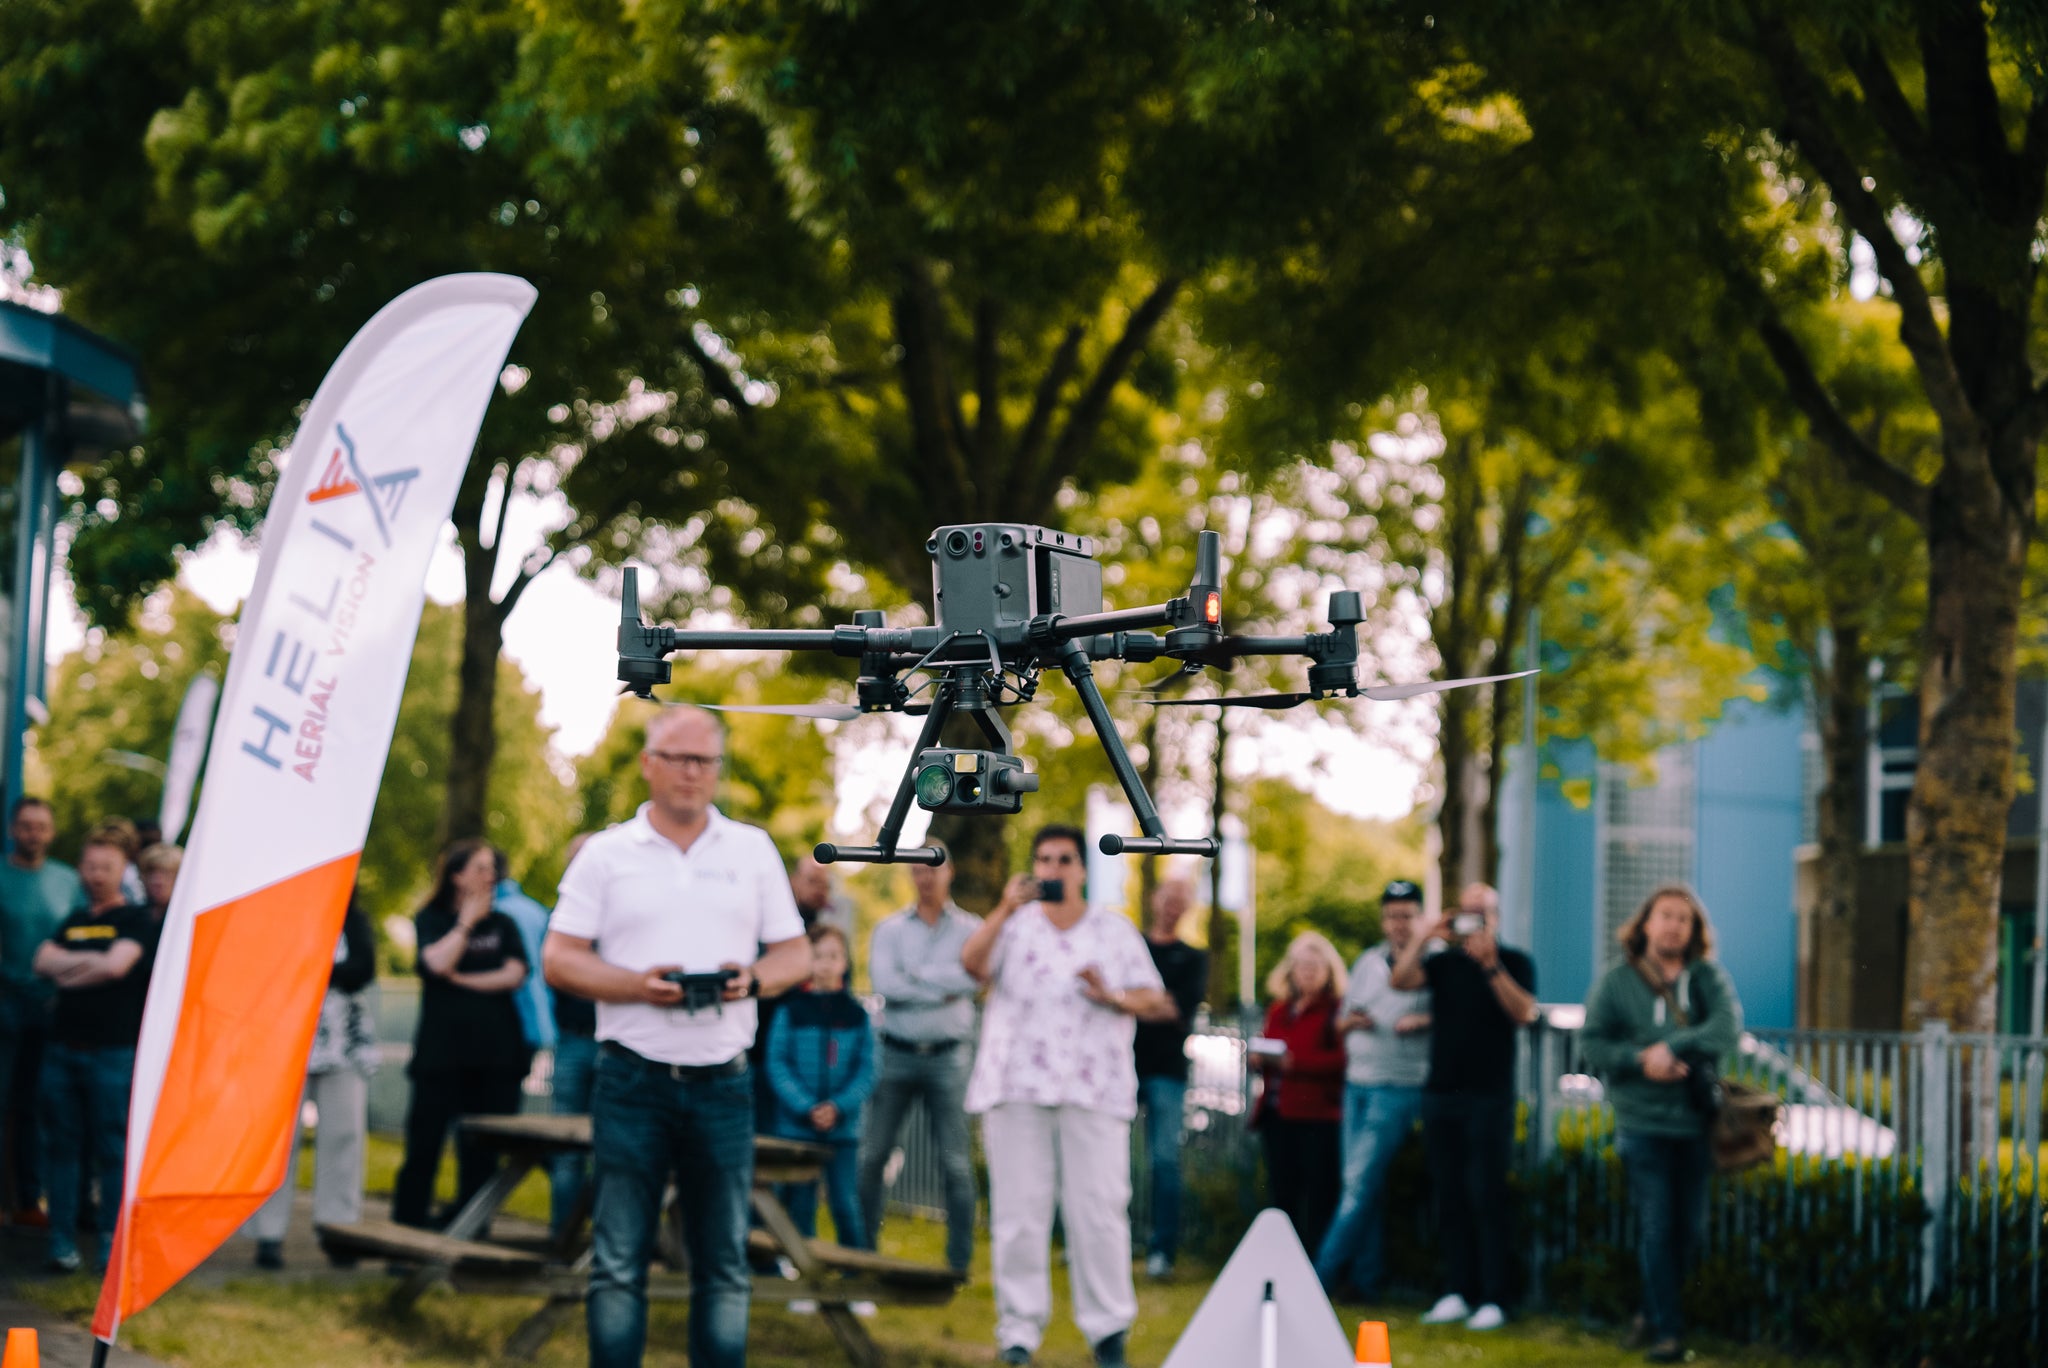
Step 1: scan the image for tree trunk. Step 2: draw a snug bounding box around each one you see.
[443,554,505,845]
[442,454,510,847]
[1812,617,1868,1031]
[1436,686,1474,895]
[1905,462,2028,1032]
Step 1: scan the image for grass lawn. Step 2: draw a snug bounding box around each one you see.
[17,1136,1821,1366]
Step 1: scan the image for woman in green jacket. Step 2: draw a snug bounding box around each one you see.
[1580,886,1742,1365]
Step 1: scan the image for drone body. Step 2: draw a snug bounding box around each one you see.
[616,523,1531,866]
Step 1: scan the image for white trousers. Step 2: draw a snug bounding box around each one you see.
[246,1070,369,1242]
[981,1102,1137,1352]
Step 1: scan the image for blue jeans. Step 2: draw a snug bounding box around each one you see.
[855,1042,977,1273]
[40,1044,134,1265]
[1138,1075,1186,1261]
[1314,1082,1422,1296]
[549,1031,599,1241]
[1617,1129,1711,1343]
[588,1048,753,1368]
[776,1138,869,1250]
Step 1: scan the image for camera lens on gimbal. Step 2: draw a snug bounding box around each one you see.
[945,530,971,557]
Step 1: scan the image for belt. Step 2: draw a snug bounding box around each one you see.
[881,1034,963,1056]
[601,1039,749,1080]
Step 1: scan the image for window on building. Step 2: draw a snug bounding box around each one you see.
[1866,685,1916,848]
[1595,744,1698,977]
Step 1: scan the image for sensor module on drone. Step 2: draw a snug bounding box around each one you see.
[616,523,1533,867]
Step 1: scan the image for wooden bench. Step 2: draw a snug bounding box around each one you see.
[316,1114,962,1367]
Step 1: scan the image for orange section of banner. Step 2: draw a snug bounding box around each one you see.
[92,853,360,1334]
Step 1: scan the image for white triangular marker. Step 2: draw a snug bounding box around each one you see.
[1161,1209,1354,1368]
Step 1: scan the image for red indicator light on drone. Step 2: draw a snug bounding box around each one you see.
[973,530,985,554]
[1204,591,1221,625]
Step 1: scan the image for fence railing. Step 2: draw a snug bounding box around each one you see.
[1519,1014,2046,1359]
[364,985,2045,1357]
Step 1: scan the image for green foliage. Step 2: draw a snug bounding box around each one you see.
[32,591,572,929]
[1240,777,1425,1002]
[31,586,233,849]
[361,601,574,918]
[571,655,837,864]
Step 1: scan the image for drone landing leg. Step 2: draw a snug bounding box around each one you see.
[1057,644,1218,859]
[815,684,956,867]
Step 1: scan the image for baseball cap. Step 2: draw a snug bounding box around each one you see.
[1381,879,1423,904]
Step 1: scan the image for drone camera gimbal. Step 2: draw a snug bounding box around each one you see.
[615,520,1533,867]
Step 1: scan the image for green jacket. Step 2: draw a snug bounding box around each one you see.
[1579,957,1742,1138]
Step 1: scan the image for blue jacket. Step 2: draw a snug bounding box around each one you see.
[494,878,556,1052]
[765,990,876,1144]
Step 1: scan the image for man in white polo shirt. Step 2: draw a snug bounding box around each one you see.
[545,706,811,1368]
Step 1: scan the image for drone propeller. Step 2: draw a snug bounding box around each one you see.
[1138,668,1539,711]
[693,701,865,721]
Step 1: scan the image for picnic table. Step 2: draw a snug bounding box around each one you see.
[315,1113,961,1367]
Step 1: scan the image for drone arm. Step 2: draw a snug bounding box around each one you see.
[1056,642,1219,859]
[663,628,844,652]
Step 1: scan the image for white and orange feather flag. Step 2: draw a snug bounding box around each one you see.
[91,274,535,1347]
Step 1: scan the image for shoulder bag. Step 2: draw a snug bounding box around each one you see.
[1629,958,1778,1173]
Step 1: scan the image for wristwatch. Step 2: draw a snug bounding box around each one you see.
[1486,963,1505,978]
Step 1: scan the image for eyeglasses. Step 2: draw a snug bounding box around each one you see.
[646,749,724,773]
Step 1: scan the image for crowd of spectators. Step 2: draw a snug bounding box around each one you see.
[0,706,1745,1368]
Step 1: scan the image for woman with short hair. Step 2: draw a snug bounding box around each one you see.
[1580,885,1743,1365]
[1253,931,1349,1260]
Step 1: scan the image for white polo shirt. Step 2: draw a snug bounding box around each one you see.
[551,802,806,1066]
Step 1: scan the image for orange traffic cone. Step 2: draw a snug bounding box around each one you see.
[1354,1319,1391,1367]
[2,1327,39,1368]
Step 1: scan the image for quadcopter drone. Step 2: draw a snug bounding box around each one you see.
[616,523,1533,865]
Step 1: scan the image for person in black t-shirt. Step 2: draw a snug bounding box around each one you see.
[1390,882,1539,1333]
[31,833,157,1271]
[1133,877,1206,1280]
[392,838,532,1229]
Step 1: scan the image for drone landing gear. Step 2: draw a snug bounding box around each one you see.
[1057,642,1219,860]
[815,678,957,867]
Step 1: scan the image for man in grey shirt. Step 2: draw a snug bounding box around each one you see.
[1313,879,1431,1299]
[857,841,982,1272]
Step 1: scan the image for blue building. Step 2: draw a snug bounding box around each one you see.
[1496,695,1809,1029]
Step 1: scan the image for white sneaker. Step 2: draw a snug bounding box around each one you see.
[1420,1293,1471,1325]
[1144,1252,1172,1280]
[850,1301,877,1318]
[1466,1303,1506,1331]
[776,1257,800,1280]
[788,1299,818,1315]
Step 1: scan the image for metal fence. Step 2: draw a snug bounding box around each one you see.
[885,1013,2047,1355]
[1522,1014,2046,1356]
[366,982,2045,1355]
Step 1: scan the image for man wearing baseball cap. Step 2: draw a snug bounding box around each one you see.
[1313,879,1432,1300]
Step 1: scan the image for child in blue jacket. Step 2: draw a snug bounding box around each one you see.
[766,924,877,1249]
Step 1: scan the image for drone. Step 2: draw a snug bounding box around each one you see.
[616,523,1533,866]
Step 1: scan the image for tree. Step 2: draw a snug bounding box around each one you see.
[31,588,232,852]
[1454,1,2048,1030]
[1717,300,1930,1028]
[33,591,574,927]
[0,0,839,845]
